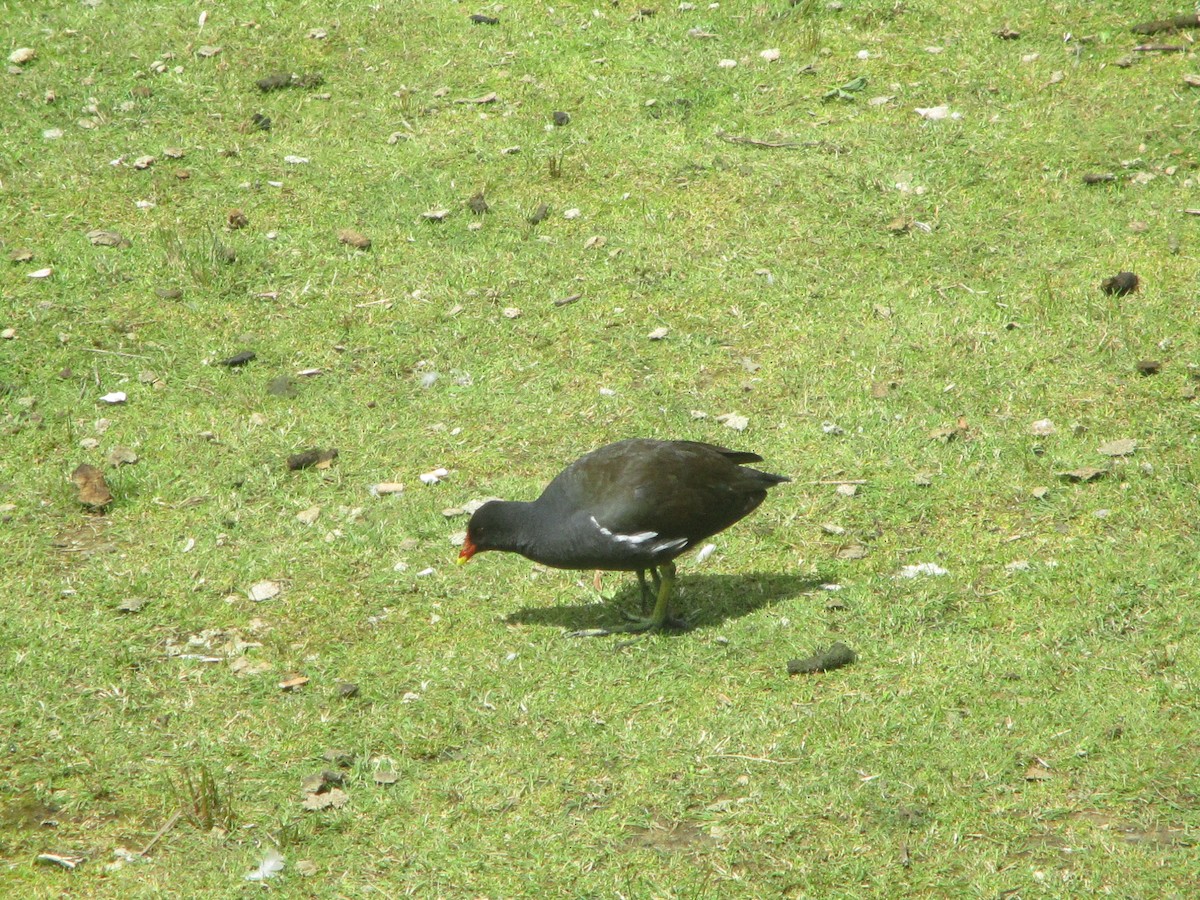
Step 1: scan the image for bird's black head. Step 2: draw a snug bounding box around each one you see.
[457,500,509,563]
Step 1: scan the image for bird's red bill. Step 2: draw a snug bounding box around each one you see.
[457,538,477,564]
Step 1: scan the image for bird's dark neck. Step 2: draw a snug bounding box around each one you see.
[479,500,540,556]
[480,496,590,567]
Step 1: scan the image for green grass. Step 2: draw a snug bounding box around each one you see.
[2,0,1198,896]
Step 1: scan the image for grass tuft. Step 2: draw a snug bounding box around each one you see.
[171,765,235,834]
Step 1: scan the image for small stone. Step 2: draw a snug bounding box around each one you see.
[1097,438,1136,457]
[1058,467,1105,483]
[218,350,256,367]
[248,580,282,602]
[1024,762,1053,782]
[337,229,371,250]
[287,448,338,470]
[71,463,113,508]
[107,446,139,466]
[280,675,310,692]
[1101,271,1139,296]
[915,106,954,121]
[899,562,948,578]
[787,641,856,675]
[373,767,398,784]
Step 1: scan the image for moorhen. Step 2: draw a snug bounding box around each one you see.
[457,438,789,635]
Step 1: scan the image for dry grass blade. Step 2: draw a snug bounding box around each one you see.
[172,764,235,832]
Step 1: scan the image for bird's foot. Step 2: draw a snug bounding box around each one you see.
[620,609,691,630]
[566,612,690,638]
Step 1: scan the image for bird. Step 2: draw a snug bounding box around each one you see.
[457,438,789,635]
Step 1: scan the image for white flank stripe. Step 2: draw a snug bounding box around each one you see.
[589,515,614,537]
[590,516,687,554]
[615,530,658,544]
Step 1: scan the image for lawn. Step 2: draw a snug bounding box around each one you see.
[2,0,1198,896]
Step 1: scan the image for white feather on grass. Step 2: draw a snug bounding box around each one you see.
[244,848,285,881]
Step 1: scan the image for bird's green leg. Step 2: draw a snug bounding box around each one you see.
[642,560,676,628]
[569,562,688,636]
[635,567,663,613]
[636,569,653,613]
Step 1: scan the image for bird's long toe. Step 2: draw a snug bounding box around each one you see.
[566,613,689,638]
[619,609,690,630]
